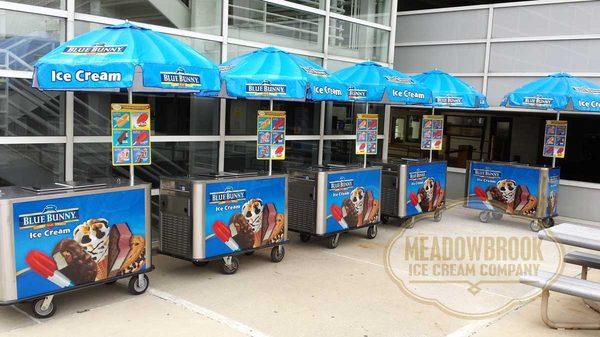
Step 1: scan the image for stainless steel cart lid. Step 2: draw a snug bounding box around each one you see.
[21,180,107,193]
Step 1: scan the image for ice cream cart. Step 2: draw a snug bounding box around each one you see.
[159,172,287,274]
[465,161,559,231]
[376,159,447,227]
[0,180,152,318]
[287,165,381,248]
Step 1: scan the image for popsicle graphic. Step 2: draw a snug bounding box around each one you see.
[273,119,285,130]
[259,119,270,129]
[368,120,377,129]
[408,192,422,213]
[25,250,72,288]
[474,186,494,210]
[212,221,240,251]
[329,204,349,229]
[136,113,148,127]
[133,132,148,146]
[116,114,129,128]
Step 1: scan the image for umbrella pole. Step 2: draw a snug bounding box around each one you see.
[128,89,135,186]
[552,110,560,168]
[364,103,369,168]
[269,99,273,176]
[429,106,435,163]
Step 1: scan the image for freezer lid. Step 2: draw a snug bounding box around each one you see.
[21,181,107,193]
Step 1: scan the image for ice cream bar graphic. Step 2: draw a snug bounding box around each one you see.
[408,192,422,213]
[25,250,72,288]
[434,140,442,148]
[474,186,494,210]
[212,221,240,251]
[273,119,285,129]
[330,204,348,229]
[116,114,129,127]
[117,131,128,145]
[259,119,270,129]
[274,146,284,156]
[133,132,148,145]
[136,113,148,127]
[359,143,366,151]
[358,120,367,129]
[368,120,377,129]
[273,133,284,143]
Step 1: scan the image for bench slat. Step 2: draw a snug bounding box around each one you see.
[520,270,600,302]
[564,251,600,270]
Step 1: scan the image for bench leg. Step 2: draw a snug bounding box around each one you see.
[582,266,588,280]
[541,290,600,330]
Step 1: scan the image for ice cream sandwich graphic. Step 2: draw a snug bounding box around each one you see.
[261,203,278,245]
[106,223,146,277]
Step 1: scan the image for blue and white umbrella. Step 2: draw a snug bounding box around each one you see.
[217,46,348,102]
[501,72,600,112]
[333,61,431,105]
[32,22,220,94]
[412,69,488,108]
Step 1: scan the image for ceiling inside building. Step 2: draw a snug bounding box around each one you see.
[398,0,534,11]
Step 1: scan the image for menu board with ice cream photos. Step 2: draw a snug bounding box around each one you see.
[543,120,567,159]
[421,115,444,151]
[12,189,148,300]
[111,103,151,166]
[355,114,378,155]
[257,110,286,160]
[203,177,287,258]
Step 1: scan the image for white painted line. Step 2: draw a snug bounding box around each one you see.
[321,251,386,268]
[148,287,271,337]
[10,305,42,325]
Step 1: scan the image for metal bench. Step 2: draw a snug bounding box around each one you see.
[520,270,600,329]
[565,251,600,280]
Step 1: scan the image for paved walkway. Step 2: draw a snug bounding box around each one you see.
[1,207,598,337]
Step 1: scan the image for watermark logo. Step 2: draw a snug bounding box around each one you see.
[385,201,564,318]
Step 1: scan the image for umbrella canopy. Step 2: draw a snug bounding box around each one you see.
[412,69,488,108]
[333,61,431,105]
[501,72,600,112]
[32,22,220,94]
[217,46,348,101]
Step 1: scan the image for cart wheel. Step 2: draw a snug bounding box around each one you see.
[381,215,389,224]
[542,217,555,228]
[327,234,340,249]
[270,246,285,263]
[479,211,491,223]
[529,220,542,232]
[192,260,209,267]
[404,217,415,229]
[32,297,56,319]
[366,225,378,239]
[433,210,443,222]
[128,274,149,295]
[492,213,503,220]
[244,251,255,256]
[220,256,239,275]
[299,233,311,242]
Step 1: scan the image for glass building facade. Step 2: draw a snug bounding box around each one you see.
[0,0,396,188]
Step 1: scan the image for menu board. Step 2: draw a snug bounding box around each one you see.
[111,103,151,166]
[543,120,567,159]
[257,110,286,160]
[356,113,378,155]
[421,115,444,151]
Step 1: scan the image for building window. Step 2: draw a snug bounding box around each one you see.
[323,139,383,165]
[74,92,220,137]
[0,10,64,71]
[226,99,320,135]
[325,102,384,135]
[1,78,65,136]
[224,140,318,172]
[75,0,222,35]
[0,144,64,186]
[329,18,389,62]
[6,1,65,9]
[330,0,391,25]
[228,0,325,52]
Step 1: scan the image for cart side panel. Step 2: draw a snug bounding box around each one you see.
[315,172,327,235]
[324,168,382,234]
[546,168,560,218]
[288,177,318,234]
[0,200,17,301]
[405,161,447,217]
[202,176,287,258]
[11,188,149,300]
[466,161,542,218]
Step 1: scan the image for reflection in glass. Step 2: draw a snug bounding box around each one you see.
[0,78,65,136]
[228,0,324,52]
[75,0,222,35]
[325,102,384,135]
[224,140,318,173]
[330,0,391,25]
[74,92,220,136]
[0,144,64,186]
[323,139,383,165]
[329,19,389,62]
[226,99,320,135]
[0,11,64,71]
[74,142,219,187]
